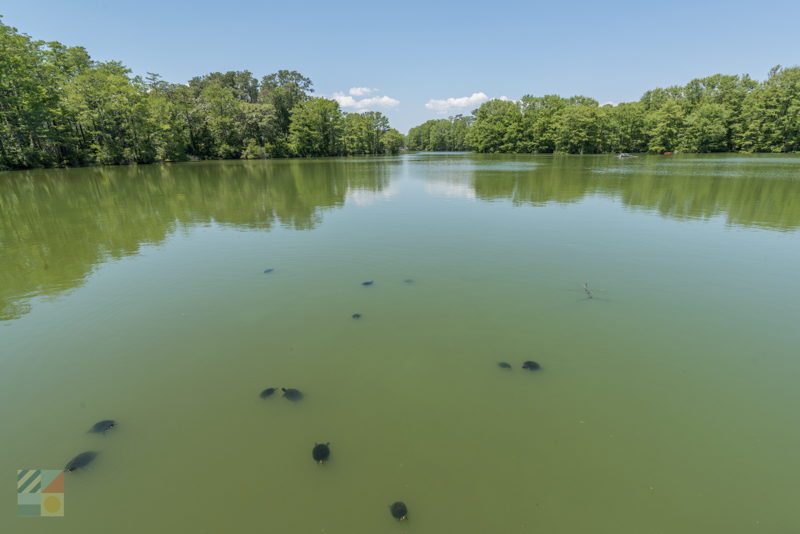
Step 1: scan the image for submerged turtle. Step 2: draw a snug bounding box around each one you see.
[389,501,408,520]
[522,361,541,371]
[312,443,330,464]
[352,313,362,319]
[403,279,415,284]
[361,281,374,286]
[497,362,512,369]
[88,420,116,433]
[65,451,98,472]
[281,388,304,401]
[263,268,274,273]
[260,387,277,399]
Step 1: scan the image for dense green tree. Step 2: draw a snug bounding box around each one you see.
[188,71,259,103]
[406,115,472,151]
[518,95,567,153]
[259,70,313,138]
[739,66,800,152]
[289,98,343,157]
[552,100,606,154]
[466,100,523,153]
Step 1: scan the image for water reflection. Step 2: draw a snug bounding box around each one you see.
[2,153,798,321]
[0,158,392,320]
[420,154,800,230]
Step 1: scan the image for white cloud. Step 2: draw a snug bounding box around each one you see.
[602,101,619,107]
[332,90,400,111]
[425,92,489,113]
[349,87,376,96]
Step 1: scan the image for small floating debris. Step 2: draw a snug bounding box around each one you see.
[390,501,408,520]
[522,361,541,371]
[65,451,98,472]
[281,388,303,401]
[497,362,512,369]
[582,282,595,299]
[312,443,330,464]
[352,313,362,319]
[263,268,275,273]
[361,281,374,286]
[260,388,277,399]
[88,420,116,434]
[616,153,637,159]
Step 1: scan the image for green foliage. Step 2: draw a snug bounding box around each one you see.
[289,98,342,157]
[406,115,472,151]
[466,100,523,153]
[0,19,399,170]
[411,69,800,155]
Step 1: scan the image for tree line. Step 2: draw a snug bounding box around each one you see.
[0,17,403,170]
[407,68,800,154]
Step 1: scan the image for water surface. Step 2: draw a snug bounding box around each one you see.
[2,154,800,533]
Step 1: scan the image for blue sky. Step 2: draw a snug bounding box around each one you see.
[3,0,799,132]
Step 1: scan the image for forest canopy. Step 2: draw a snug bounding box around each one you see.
[0,17,403,170]
[407,68,800,154]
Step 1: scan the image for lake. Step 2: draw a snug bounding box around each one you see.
[2,153,800,533]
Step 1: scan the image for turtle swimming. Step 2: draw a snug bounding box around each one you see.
[88,420,116,433]
[260,387,277,399]
[361,281,374,286]
[281,388,303,401]
[65,451,98,472]
[389,501,408,520]
[497,362,512,369]
[312,443,330,464]
[403,279,414,284]
[263,268,274,273]
[522,361,541,371]
[352,313,362,319]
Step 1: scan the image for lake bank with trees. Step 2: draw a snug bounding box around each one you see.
[407,67,800,155]
[0,17,403,171]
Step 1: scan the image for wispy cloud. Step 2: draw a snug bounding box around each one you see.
[348,87,376,97]
[425,92,489,113]
[332,88,400,111]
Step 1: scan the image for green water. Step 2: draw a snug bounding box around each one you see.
[2,153,800,533]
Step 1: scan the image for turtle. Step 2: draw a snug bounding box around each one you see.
[352,313,362,319]
[403,279,415,284]
[312,443,330,464]
[281,388,303,401]
[263,268,274,273]
[88,419,116,433]
[497,362,512,369]
[522,361,541,371]
[65,451,98,472]
[259,387,277,399]
[361,281,374,286]
[389,501,408,520]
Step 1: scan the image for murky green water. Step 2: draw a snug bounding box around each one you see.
[2,153,800,533]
